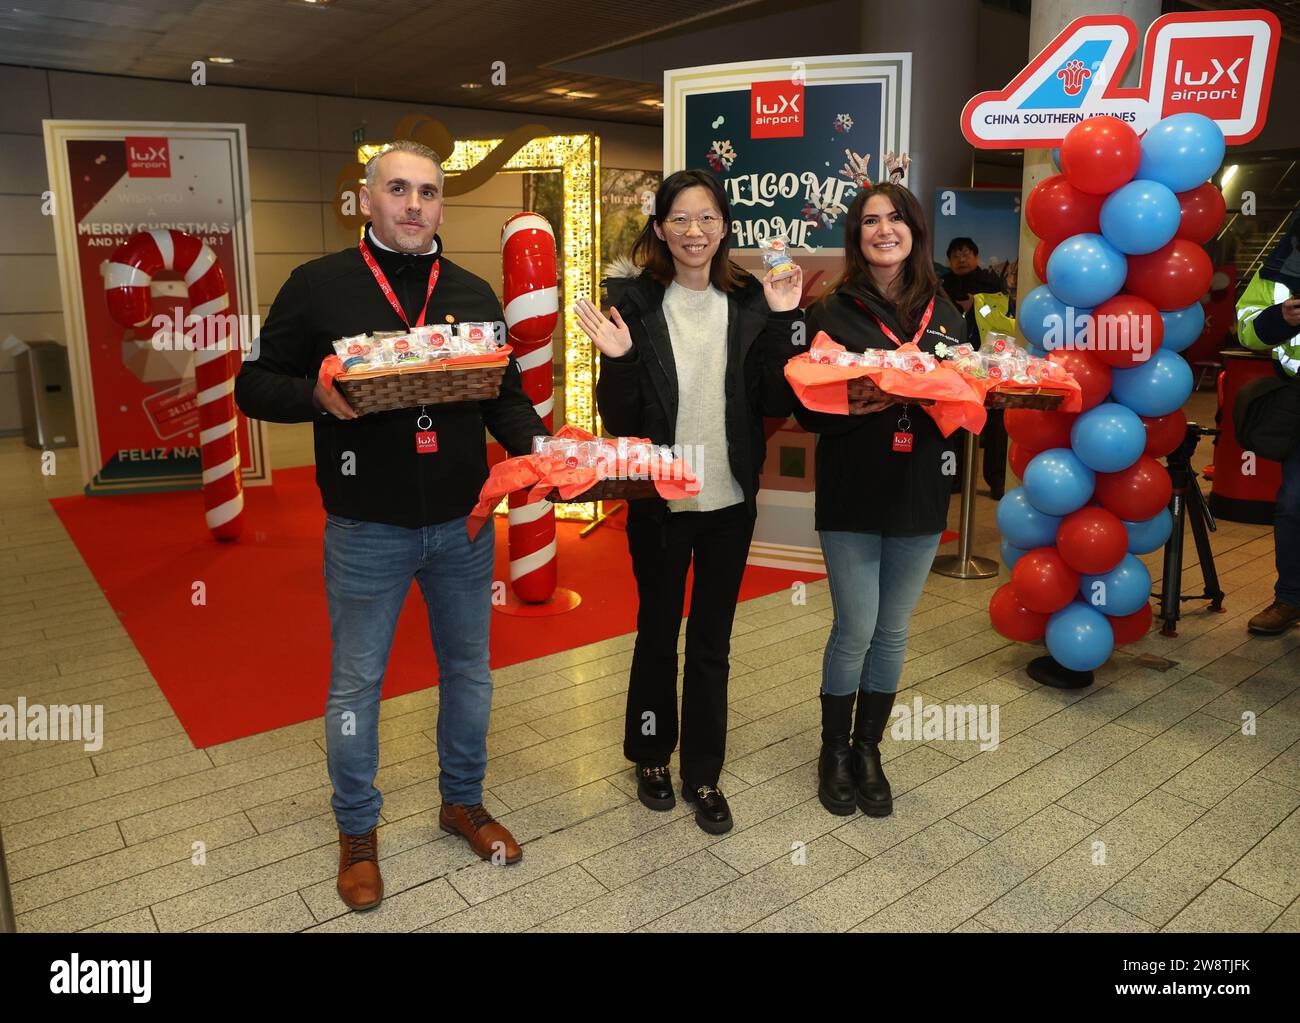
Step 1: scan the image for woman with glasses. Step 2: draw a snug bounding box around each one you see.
[785,181,965,819]
[574,169,802,834]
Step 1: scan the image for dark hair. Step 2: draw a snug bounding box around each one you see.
[826,182,938,334]
[630,169,746,291]
[947,236,979,258]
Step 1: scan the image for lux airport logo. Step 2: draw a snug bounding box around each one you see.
[961,8,1279,148]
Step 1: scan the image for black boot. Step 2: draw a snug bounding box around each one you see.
[851,690,897,817]
[817,693,857,816]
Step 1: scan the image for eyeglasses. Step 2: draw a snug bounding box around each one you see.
[661,213,725,236]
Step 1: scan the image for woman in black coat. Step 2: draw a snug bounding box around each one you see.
[573,168,802,834]
[784,181,967,820]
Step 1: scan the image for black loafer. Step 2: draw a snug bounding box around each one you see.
[635,763,675,811]
[681,783,733,834]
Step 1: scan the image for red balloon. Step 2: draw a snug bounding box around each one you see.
[1140,410,1187,458]
[1005,407,1080,449]
[1175,183,1226,245]
[1109,602,1154,645]
[1025,175,1106,245]
[1091,294,1164,369]
[1056,506,1128,575]
[1011,548,1082,614]
[1095,455,1173,521]
[990,583,1050,642]
[1125,239,1214,311]
[1033,239,1057,283]
[1009,441,1041,480]
[1048,350,1111,410]
[1060,116,1142,195]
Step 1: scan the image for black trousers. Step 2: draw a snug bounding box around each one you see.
[623,501,754,787]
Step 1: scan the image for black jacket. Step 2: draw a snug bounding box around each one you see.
[235,226,545,527]
[595,269,800,521]
[788,282,968,535]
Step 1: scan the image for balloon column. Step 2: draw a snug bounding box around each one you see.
[992,113,1225,673]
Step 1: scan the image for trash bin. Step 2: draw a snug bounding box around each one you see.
[15,341,78,449]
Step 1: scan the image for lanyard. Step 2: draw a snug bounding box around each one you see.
[855,296,935,348]
[358,238,441,329]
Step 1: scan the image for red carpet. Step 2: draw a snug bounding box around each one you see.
[51,467,820,748]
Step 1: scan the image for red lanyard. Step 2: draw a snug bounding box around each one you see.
[855,296,935,348]
[358,238,441,329]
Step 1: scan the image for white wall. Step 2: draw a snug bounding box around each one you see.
[0,64,661,433]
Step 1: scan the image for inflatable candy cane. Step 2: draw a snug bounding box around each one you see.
[501,213,559,602]
[104,229,244,541]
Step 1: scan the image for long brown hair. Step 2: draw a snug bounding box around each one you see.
[826,182,938,334]
[631,169,746,292]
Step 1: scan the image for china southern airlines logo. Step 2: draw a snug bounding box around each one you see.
[1056,59,1092,95]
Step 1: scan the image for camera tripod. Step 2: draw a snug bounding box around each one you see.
[1158,422,1225,637]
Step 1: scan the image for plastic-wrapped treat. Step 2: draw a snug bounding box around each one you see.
[333,334,375,372]
[758,235,798,280]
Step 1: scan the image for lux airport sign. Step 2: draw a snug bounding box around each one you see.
[961,8,1280,149]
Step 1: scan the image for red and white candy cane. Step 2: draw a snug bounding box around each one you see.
[501,213,559,602]
[104,229,244,541]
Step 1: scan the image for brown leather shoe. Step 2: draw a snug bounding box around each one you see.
[337,828,383,911]
[1248,601,1300,635]
[439,803,523,864]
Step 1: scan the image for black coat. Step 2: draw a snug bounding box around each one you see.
[234,229,545,528]
[789,282,968,535]
[595,270,800,521]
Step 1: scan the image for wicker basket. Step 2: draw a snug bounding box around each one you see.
[548,478,661,503]
[985,387,1068,410]
[335,358,508,416]
[846,378,935,407]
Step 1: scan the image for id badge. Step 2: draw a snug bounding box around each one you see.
[892,409,913,454]
[415,412,438,454]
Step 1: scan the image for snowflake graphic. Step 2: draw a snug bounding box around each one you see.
[801,193,846,230]
[706,139,737,172]
[834,113,854,133]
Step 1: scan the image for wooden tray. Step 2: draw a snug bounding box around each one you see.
[548,478,660,503]
[985,387,1068,410]
[335,357,508,416]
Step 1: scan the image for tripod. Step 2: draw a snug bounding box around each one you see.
[1158,422,1226,637]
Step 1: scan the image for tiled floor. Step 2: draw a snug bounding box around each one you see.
[2,394,1298,933]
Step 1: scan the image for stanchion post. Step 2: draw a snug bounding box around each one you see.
[932,429,998,579]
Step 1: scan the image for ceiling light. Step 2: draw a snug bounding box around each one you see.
[461,82,483,89]
[1220,164,1238,187]
[566,91,596,99]
[640,98,664,107]
[207,55,235,64]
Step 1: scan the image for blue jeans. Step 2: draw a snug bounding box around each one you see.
[323,513,495,835]
[1276,441,1300,606]
[819,531,942,696]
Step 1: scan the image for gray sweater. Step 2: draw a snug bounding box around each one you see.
[661,281,745,512]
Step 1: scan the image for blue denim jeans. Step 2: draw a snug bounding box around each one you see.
[1276,440,1300,606]
[819,530,942,696]
[323,513,494,835]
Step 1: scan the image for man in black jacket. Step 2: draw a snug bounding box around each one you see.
[235,140,546,912]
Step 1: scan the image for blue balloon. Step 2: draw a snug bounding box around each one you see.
[1027,343,1048,358]
[1046,601,1115,671]
[996,488,1064,550]
[1160,302,1205,354]
[1137,113,1226,193]
[1019,284,1092,351]
[1080,553,1153,617]
[1046,233,1128,308]
[1099,179,1181,255]
[1110,348,1194,417]
[1023,448,1096,517]
[1001,539,1029,571]
[1124,509,1173,555]
[1070,403,1146,473]
[1051,147,1062,172]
